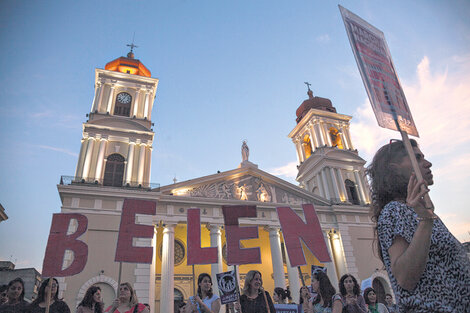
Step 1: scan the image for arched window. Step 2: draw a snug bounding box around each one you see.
[174,288,184,301]
[302,134,313,159]
[329,127,343,149]
[345,179,360,205]
[103,154,125,187]
[372,278,387,304]
[114,92,132,117]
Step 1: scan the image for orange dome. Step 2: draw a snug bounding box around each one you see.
[105,54,151,77]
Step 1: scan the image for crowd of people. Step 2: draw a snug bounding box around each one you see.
[0,277,150,313]
[2,139,470,313]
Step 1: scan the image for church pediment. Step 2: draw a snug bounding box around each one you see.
[160,168,329,206]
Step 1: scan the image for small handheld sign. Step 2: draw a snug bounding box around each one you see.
[216,270,239,304]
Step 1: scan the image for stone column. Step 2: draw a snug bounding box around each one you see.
[137,143,146,185]
[294,139,303,164]
[75,138,87,179]
[97,83,105,113]
[209,225,224,296]
[323,231,339,287]
[339,125,349,150]
[321,169,331,200]
[149,227,157,313]
[314,123,325,146]
[125,142,135,185]
[82,137,95,182]
[94,138,108,182]
[133,90,140,117]
[316,175,325,198]
[106,86,115,114]
[299,137,306,162]
[160,224,175,313]
[283,241,300,303]
[354,171,366,204]
[144,91,150,119]
[336,168,347,202]
[268,227,286,288]
[329,167,341,203]
[91,82,102,112]
[344,127,354,150]
[308,123,319,149]
[307,127,317,153]
[323,124,332,146]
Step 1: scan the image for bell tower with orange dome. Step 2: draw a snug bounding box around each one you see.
[288,84,370,205]
[74,48,159,187]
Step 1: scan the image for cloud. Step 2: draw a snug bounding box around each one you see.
[37,145,78,157]
[270,161,298,180]
[350,55,470,161]
[316,34,330,43]
[350,55,470,241]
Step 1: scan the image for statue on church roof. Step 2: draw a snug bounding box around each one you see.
[241,140,249,162]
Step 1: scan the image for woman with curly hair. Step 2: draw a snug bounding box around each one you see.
[105,283,149,313]
[367,139,470,312]
[310,271,342,313]
[27,278,70,313]
[337,274,366,313]
[77,285,103,313]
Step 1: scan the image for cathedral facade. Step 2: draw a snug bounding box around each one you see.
[54,52,391,313]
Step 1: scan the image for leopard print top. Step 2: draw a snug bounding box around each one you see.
[378,201,470,313]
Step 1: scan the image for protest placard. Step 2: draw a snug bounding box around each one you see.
[339,5,418,137]
[216,270,239,304]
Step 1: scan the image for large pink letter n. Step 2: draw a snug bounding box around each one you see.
[277,204,331,267]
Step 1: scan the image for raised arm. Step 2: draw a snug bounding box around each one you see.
[388,175,435,291]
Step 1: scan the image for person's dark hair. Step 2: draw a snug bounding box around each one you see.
[32,278,59,306]
[7,277,25,302]
[197,273,213,299]
[274,287,286,302]
[339,274,360,296]
[385,293,392,298]
[363,287,376,305]
[299,286,309,305]
[285,286,292,301]
[0,285,7,293]
[312,271,336,308]
[78,285,103,313]
[366,139,418,262]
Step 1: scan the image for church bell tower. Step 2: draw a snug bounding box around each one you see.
[74,49,159,188]
[288,86,370,205]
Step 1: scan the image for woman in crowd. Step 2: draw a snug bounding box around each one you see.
[384,294,398,313]
[0,278,28,313]
[367,139,470,312]
[105,282,149,313]
[338,274,366,313]
[363,288,388,313]
[77,285,103,313]
[310,271,342,313]
[188,273,220,313]
[298,286,312,313]
[0,285,8,306]
[237,270,275,313]
[27,278,70,313]
[272,287,287,305]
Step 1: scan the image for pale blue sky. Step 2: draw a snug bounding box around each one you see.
[1,0,469,270]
